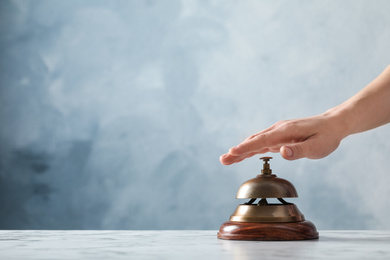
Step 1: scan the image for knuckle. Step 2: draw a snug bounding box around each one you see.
[247,134,258,140]
[255,132,269,146]
[274,120,288,127]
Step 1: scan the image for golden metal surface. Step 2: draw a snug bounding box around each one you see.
[236,157,298,198]
[229,204,305,223]
[230,157,303,223]
[236,175,298,198]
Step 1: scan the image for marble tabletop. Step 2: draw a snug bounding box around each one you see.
[0,230,389,259]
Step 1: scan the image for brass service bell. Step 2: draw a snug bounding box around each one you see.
[217,157,318,241]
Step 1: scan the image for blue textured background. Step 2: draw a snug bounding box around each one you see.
[1,0,390,230]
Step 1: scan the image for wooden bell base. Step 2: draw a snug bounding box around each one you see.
[217,220,319,241]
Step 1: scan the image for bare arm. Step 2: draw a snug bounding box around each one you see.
[331,65,390,135]
[220,65,390,165]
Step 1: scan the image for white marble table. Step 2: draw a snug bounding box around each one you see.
[0,230,389,259]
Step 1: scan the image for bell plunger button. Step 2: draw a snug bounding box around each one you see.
[260,156,273,174]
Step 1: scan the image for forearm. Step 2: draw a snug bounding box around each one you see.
[325,65,390,138]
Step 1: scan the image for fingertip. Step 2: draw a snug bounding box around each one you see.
[219,154,232,165]
[220,160,233,165]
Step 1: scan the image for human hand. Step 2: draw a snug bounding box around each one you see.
[220,66,390,165]
[220,113,347,165]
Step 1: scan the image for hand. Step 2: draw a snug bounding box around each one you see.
[220,66,390,165]
[220,113,346,165]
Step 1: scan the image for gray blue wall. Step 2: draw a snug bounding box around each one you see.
[1,0,390,230]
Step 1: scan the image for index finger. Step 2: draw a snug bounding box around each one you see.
[229,129,286,156]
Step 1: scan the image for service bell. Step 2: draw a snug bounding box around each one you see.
[217,157,318,241]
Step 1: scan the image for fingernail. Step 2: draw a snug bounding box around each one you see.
[284,146,293,157]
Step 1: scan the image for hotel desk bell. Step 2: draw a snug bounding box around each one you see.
[218,157,318,241]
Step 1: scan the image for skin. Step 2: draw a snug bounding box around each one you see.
[220,65,390,165]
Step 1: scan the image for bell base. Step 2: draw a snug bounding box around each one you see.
[217,220,319,241]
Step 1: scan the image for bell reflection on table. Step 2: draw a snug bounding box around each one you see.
[218,157,318,241]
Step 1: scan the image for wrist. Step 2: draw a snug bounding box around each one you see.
[321,104,355,140]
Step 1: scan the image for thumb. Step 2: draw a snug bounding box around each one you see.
[280,142,310,160]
